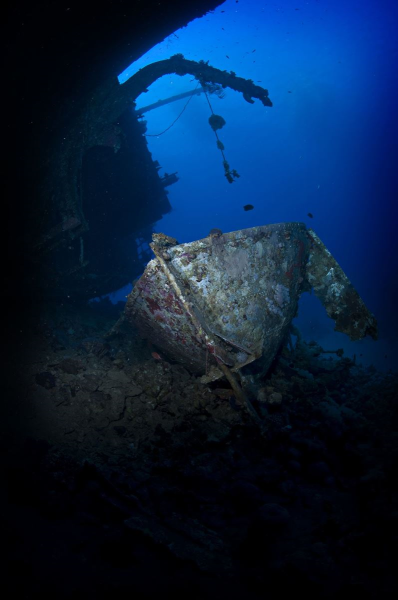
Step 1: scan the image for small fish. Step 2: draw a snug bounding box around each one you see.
[288,90,292,93]
[226,55,230,58]
[307,212,314,218]
[151,352,163,361]
[243,204,254,211]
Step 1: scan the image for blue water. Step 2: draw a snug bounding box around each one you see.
[116,0,398,371]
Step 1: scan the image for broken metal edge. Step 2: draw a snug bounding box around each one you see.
[305,229,378,341]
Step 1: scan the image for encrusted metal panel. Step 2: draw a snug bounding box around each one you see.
[305,230,378,341]
[166,223,308,356]
[126,223,310,377]
[125,259,207,373]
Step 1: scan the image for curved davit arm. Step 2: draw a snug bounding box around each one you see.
[39,56,272,253]
[120,54,273,107]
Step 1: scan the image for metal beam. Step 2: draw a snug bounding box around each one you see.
[135,87,205,116]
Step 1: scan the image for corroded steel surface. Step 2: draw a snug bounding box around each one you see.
[125,223,310,378]
[126,258,207,373]
[306,230,378,341]
[125,223,378,380]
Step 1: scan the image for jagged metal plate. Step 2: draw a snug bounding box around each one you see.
[125,223,310,378]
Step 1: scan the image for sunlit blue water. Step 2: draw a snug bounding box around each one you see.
[114,0,398,371]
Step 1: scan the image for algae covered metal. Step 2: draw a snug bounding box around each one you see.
[125,223,377,382]
[305,230,377,341]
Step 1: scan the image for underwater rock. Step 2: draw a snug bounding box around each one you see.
[256,503,291,529]
[35,371,56,389]
[268,392,283,405]
[307,460,332,483]
[57,358,85,374]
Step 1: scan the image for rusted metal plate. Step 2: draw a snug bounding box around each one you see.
[306,230,378,341]
[125,223,378,381]
[125,258,207,373]
[125,223,310,379]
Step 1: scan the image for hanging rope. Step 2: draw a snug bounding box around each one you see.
[141,79,240,183]
[144,82,201,137]
[203,86,240,183]
[204,92,227,161]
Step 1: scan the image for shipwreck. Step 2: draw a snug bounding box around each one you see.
[125,223,377,385]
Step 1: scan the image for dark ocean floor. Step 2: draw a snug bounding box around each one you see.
[2,299,397,599]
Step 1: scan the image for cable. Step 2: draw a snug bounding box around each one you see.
[203,87,227,162]
[144,82,201,137]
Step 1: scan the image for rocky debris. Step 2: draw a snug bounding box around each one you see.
[35,371,56,389]
[266,391,283,405]
[57,357,86,374]
[3,303,397,599]
[255,502,291,530]
[125,512,232,573]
